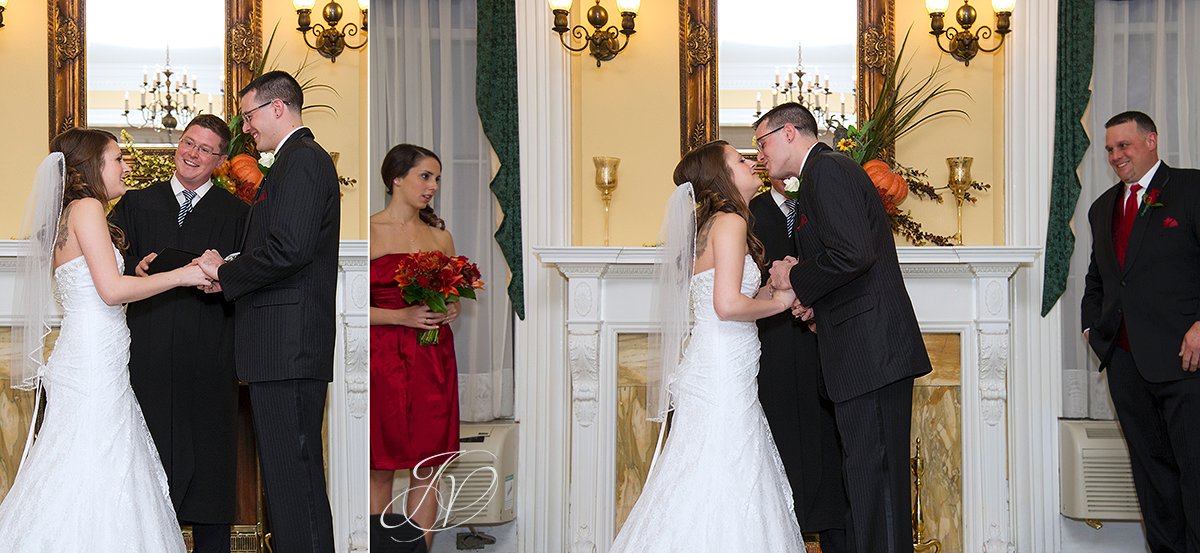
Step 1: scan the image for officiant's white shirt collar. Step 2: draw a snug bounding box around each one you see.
[272,125,307,155]
[170,176,214,206]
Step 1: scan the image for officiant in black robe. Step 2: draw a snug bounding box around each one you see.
[749,177,852,552]
[109,115,249,553]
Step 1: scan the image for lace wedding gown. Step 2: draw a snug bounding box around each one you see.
[611,255,807,552]
[0,249,186,552]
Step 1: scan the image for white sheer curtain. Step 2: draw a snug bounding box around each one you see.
[370,0,515,421]
[1062,0,1200,418]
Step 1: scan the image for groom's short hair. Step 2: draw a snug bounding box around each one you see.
[754,102,818,139]
[240,70,304,115]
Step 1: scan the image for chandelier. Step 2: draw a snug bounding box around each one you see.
[755,43,854,134]
[123,48,203,138]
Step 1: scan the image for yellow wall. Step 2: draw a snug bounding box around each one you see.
[569,0,1007,246]
[891,0,1004,245]
[0,2,51,239]
[0,0,368,240]
[571,0,681,246]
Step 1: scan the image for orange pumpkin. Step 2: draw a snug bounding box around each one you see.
[862,159,909,205]
[228,153,264,187]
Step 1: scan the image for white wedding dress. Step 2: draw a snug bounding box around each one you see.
[0,249,186,552]
[610,255,807,552]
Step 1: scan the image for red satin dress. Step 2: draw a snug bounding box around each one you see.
[370,253,460,470]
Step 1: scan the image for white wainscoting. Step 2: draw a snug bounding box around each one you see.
[0,239,369,553]
[533,245,1039,553]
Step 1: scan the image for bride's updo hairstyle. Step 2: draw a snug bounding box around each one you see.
[672,140,765,269]
[50,128,127,251]
[381,143,446,230]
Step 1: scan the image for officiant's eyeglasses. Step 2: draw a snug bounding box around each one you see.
[179,137,222,158]
[752,125,785,149]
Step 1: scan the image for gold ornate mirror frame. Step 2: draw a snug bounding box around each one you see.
[679,0,895,156]
[47,0,262,140]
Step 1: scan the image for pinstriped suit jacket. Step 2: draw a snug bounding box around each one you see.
[788,142,932,403]
[218,127,341,383]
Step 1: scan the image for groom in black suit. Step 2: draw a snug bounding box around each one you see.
[759,103,931,553]
[748,177,851,552]
[1082,111,1200,552]
[198,70,340,553]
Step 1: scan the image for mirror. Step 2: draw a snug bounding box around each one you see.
[680,0,894,155]
[48,0,262,146]
[85,0,225,145]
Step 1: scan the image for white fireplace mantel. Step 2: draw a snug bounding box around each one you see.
[534,245,1040,553]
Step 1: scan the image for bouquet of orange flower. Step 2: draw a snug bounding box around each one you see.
[394,251,485,345]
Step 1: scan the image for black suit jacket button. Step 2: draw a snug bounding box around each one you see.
[1120,280,1127,287]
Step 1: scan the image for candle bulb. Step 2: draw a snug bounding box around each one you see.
[208,94,214,114]
[772,89,778,107]
[756,92,762,114]
[143,67,148,83]
[825,77,830,90]
[775,68,780,85]
[124,92,130,112]
[192,78,197,91]
[841,93,846,115]
[141,89,147,106]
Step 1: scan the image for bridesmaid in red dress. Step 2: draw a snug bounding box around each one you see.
[369,144,461,549]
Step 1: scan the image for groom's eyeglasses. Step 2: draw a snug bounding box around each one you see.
[752,125,785,149]
[241,99,291,122]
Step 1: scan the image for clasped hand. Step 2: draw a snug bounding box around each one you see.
[191,249,226,294]
[768,256,816,330]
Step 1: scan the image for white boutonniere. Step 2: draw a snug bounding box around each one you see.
[258,152,276,170]
[783,176,802,199]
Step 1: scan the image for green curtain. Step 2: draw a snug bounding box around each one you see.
[1042,0,1095,316]
[476,0,525,320]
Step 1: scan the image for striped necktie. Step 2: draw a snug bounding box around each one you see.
[178,189,197,227]
[784,197,798,238]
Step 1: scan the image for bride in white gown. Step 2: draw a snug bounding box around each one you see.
[0,129,213,551]
[611,141,808,552]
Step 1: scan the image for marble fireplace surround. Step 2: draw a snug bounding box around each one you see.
[535,245,1039,553]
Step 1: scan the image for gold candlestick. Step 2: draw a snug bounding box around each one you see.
[912,437,942,552]
[594,156,620,246]
[946,156,974,246]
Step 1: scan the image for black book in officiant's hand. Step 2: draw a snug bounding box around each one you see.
[146,247,202,274]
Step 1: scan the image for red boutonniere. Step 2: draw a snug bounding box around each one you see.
[796,213,808,232]
[1139,188,1163,216]
[1163,216,1180,229]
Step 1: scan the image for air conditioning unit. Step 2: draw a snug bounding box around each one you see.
[1060,419,1140,521]
[437,420,518,526]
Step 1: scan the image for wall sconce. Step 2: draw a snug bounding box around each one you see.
[0,0,8,30]
[293,0,368,63]
[548,0,641,67]
[926,0,1014,66]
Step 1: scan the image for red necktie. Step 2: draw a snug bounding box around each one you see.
[1114,183,1141,351]
[1114,183,1142,268]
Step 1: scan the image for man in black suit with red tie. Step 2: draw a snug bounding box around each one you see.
[759,102,931,553]
[1082,111,1200,553]
[198,70,340,553]
[748,177,851,552]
